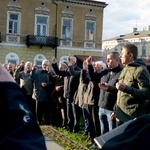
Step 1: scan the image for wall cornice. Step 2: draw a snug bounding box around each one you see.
[53,0,107,9]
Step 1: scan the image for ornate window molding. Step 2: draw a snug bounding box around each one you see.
[35,2,50,15]
[61,6,74,18]
[85,9,96,21]
[7,0,21,12]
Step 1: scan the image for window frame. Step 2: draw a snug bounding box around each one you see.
[84,20,96,48]
[5,52,19,65]
[85,20,96,41]
[7,11,21,35]
[6,11,21,43]
[61,17,73,47]
[34,14,49,36]
[34,54,46,69]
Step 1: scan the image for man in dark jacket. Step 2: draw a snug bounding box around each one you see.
[31,59,55,125]
[99,44,150,125]
[14,61,36,117]
[52,56,81,132]
[98,52,122,134]
[0,63,47,150]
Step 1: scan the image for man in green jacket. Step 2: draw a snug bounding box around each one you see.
[99,43,150,125]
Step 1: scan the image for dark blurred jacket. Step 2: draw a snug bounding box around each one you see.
[0,82,46,150]
[99,65,122,110]
[30,69,54,101]
[52,63,80,101]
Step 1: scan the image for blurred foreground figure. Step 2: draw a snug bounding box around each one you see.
[0,63,47,150]
[101,114,150,150]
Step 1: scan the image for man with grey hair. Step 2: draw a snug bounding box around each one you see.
[52,56,81,132]
[31,59,55,125]
[14,61,36,117]
[51,61,68,128]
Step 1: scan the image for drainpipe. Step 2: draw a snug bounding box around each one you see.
[52,0,58,58]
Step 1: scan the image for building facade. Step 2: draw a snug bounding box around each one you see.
[102,27,150,57]
[0,0,107,68]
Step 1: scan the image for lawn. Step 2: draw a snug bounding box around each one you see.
[40,116,90,150]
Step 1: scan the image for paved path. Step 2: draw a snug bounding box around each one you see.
[45,137,64,150]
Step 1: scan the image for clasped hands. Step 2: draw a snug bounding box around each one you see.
[98,82,126,91]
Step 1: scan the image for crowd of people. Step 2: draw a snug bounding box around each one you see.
[1,43,150,149]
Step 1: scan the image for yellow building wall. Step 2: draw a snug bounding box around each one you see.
[0,45,102,64]
[0,0,105,64]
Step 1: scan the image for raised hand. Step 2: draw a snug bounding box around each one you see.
[83,60,88,70]
[52,57,57,64]
[86,56,92,65]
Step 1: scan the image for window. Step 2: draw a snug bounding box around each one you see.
[8,13,20,34]
[35,15,49,36]
[84,21,95,48]
[5,52,19,65]
[8,59,17,65]
[62,18,72,39]
[7,11,20,43]
[85,21,95,41]
[34,54,46,69]
[61,18,72,46]
[142,45,146,57]
[35,61,42,69]
[59,56,68,63]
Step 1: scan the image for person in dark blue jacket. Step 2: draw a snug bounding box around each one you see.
[0,63,47,150]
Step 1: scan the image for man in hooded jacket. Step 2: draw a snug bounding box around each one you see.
[99,43,150,125]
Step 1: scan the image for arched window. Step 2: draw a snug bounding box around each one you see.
[59,55,68,63]
[34,54,46,69]
[5,52,19,65]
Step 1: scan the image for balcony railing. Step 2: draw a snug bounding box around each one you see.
[26,35,59,48]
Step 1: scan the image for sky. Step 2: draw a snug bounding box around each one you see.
[101,0,150,40]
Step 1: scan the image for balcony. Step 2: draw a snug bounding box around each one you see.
[26,35,59,48]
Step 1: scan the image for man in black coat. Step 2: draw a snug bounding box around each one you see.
[52,56,81,132]
[98,51,122,134]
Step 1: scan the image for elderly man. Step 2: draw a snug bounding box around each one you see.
[31,59,55,125]
[52,56,81,133]
[14,61,36,117]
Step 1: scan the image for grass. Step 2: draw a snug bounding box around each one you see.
[40,116,90,150]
